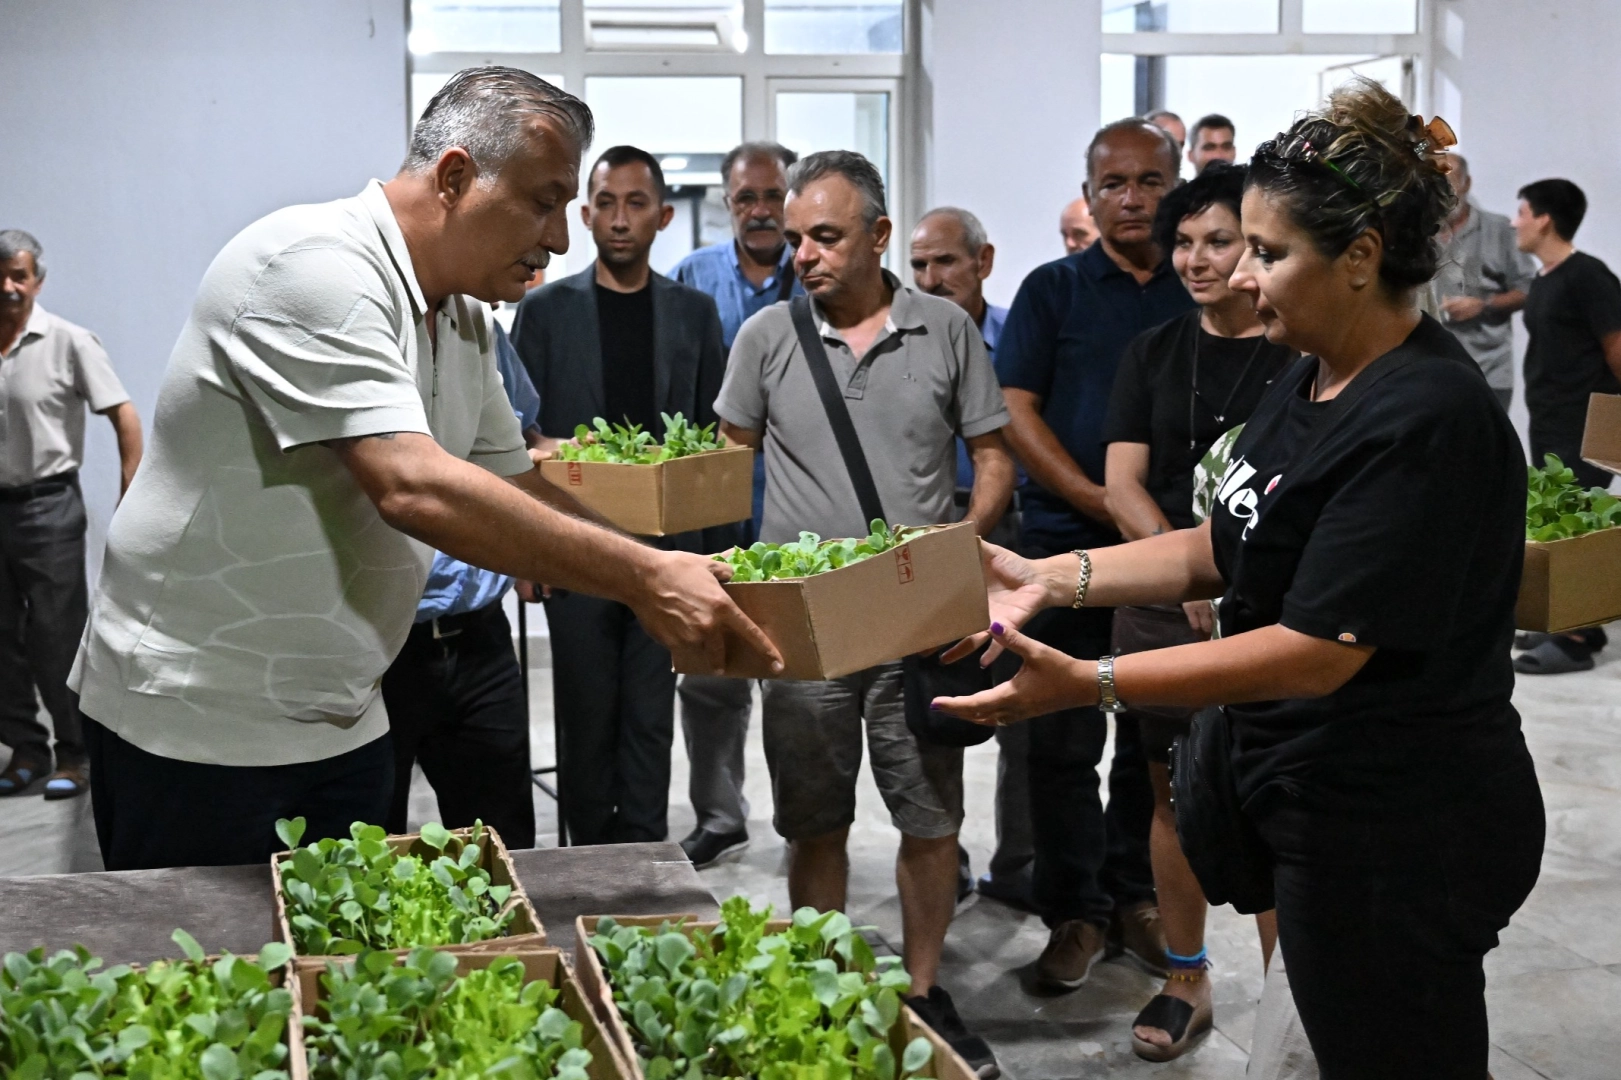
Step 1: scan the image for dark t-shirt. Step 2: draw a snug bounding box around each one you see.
[596,282,657,432]
[1208,315,1527,809]
[1103,310,1295,529]
[997,242,1195,552]
[1522,251,1621,427]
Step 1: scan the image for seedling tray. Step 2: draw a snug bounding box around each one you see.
[271,824,545,967]
[573,914,978,1080]
[540,444,754,536]
[288,948,629,1080]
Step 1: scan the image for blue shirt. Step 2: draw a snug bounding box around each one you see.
[954,303,1009,492]
[416,322,541,622]
[672,240,802,350]
[997,242,1194,552]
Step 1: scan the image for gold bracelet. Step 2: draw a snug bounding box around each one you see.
[1071,549,1092,609]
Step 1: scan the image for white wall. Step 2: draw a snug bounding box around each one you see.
[0,0,408,577]
[922,0,1102,308]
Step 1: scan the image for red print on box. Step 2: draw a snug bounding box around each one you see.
[895,544,914,584]
[566,462,583,486]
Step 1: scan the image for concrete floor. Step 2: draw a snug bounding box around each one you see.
[4,628,1618,1078]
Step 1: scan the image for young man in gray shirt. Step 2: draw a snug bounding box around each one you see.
[716,151,1014,1078]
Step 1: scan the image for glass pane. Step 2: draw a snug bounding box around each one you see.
[774,90,890,190]
[764,0,903,55]
[583,1,747,51]
[1101,0,1278,34]
[581,78,744,274]
[409,1,561,54]
[1301,0,1417,35]
[1101,53,1406,176]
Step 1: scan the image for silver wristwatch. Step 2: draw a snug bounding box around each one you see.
[1097,655,1126,715]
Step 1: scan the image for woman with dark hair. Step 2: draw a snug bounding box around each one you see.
[935,79,1543,1078]
[1101,162,1295,1061]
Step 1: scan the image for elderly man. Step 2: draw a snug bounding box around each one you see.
[718,151,1013,1077]
[1187,113,1238,174]
[69,67,777,871]
[0,230,142,800]
[910,207,1034,912]
[668,140,805,868]
[997,118,1194,989]
[1146,109,1186,154]
[1434,154,1534,412]
[1059,197,1098,255]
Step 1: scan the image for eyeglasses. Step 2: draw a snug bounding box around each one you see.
[727,190,787,210]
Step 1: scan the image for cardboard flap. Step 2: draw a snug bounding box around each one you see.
[1582,394,1621,478]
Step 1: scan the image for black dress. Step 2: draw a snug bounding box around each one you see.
[1206,314,1544,1077]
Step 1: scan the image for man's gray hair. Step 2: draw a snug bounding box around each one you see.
[919,207,989,255]
[720,141,798,186]
[404,66,594,183]
[786,150,887,229]
[0,230,44,277]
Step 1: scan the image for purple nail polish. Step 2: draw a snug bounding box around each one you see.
[991,622,1005,635]
[928,702,941,711]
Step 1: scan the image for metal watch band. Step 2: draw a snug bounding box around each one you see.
[1071,548,1092,609]
[1097,654,1125,714]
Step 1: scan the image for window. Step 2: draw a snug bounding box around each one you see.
[1102,0,1279,35]
[1101,0,1428,176]
[409,0,913,275]
[764,0,904,54]
[409,1,561,55]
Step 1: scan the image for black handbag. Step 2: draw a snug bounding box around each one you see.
[1168,344,1430,913]
[787,297,995,747]
[1170,708,1275,913]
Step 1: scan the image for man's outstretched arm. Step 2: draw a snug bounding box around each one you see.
[328,431,782,675]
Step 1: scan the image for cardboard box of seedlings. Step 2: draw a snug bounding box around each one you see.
[540,444,754,537]
[288,948,630,1080]
[271,824,545,969]
[689,520,991,681]
[572,914,977,1080]
[1517,394,1621,633]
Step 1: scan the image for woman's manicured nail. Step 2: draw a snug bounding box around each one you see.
[991,622,1005,635]
[928,702,941,711]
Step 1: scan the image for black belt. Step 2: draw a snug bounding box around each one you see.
[409,604,493,643]
[0,470,78,503]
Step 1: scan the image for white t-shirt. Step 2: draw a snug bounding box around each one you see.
[70,180,531,767]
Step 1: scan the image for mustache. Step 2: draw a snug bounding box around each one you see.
[744,220,781,232]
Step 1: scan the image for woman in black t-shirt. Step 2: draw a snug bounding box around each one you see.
[933,81,1543,1078]
[1100,164,1295,1061]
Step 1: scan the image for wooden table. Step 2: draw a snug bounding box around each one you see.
[0,841,716,963]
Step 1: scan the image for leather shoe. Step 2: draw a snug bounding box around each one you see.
[679,827,749,869]
[1036,918,1106,990]
[1109,900,1170,977]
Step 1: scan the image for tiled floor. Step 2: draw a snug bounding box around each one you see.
[4,629,1617,1078]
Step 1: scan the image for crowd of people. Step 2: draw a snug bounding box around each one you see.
[2,64,1619,1077]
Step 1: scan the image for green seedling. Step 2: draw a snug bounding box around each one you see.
[274,818,517,955]
[0,929,294,1080]
[713,520,930,583]
[302,948,591,1080]
[1526,453,1621,541]
[589,895,935,1080]
[557,412,726,465]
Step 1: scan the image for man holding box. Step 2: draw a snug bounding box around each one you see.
[510,144,729,846]
[69,68,777,871]
[716,150,1014,1078]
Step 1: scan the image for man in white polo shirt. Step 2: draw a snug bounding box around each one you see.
[70,67,779,870]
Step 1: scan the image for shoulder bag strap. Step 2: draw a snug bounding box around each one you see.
[789,296,887,525]
[775,261,797,303]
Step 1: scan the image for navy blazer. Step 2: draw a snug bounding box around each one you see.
[509,264,732,553]
[509,265,727,440]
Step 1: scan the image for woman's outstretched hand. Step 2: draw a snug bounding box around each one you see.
[941,541,1060,665]
[931,622,1098,726]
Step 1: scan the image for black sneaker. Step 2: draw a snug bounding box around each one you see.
[956,845,976,909]
[975,865,1041,915]
[679,827,749,868]
[904,985,999,1079]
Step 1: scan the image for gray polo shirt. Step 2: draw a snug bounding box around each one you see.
[716,271,1009,543]
[0,303,130,487]
[1435,200,1536,390]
